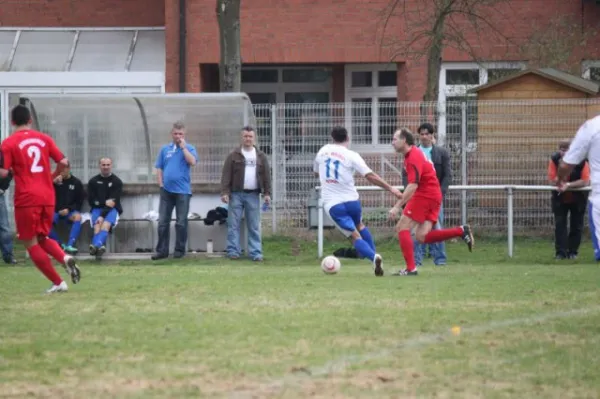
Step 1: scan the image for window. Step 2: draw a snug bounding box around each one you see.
[438,62,526,145]
[582,62,600,83]
[242,69,278,83]
[282,69,330,83]
[345,64,398,148]
[592,68,600,83]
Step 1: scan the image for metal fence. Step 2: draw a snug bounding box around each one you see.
[254,98,600,238]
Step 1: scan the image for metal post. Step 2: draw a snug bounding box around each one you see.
[317,195,324,258]
[507,186,514,258]
[83,114,89,182]
[460,102,468,225]
[270,105,277,234]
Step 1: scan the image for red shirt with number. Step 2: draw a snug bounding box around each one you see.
[1,129,65,208]
[403,146,442,201]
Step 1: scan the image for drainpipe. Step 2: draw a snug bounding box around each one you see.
[179,0,187,92]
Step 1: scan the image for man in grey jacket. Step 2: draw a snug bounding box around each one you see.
[402,122,452,266]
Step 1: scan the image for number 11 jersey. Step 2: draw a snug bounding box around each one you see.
[1,129,65,208]
[313,143,373,208]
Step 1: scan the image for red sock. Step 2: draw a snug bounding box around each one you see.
[28,244,63,285]
[398,230,416,272]
[423,227,463,244]
[38,237,66,264]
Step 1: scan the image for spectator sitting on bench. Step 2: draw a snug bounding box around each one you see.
[48,165,85,255]
[87,157,123,259]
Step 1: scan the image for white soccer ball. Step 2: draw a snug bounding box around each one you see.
[321,255,341,274]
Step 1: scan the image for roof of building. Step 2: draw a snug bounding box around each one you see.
[468,67,600,95]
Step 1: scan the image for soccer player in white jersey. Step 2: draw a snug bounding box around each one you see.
[314,126,403,276]
[558,115,600,260]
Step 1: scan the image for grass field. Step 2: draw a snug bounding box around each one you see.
[1,237,599,398]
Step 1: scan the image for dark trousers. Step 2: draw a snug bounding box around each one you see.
[156,188,191,256]
[553,201,586,257]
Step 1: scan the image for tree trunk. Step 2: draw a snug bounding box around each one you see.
[420,10,447,125]
[216,0,242,92]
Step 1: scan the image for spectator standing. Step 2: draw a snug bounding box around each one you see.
[548,139,589,259]
[220,126,271,261]
[88,157,123,259]
[152,122,198,260]
[48,165,85,255]
[403,123,452,266]
[0,172,17,264]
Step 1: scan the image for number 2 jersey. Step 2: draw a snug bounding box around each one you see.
[1,129,65,208]
[313,143,373,208]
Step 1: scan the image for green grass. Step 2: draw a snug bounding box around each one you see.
[1,237,599,398]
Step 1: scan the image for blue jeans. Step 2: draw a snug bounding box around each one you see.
[414,204,447,266]
[0,194,14,260]
[226,191,262,260]
[156,188,191,256]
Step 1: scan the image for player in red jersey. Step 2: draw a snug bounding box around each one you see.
[388,128,474,276]
[0,105,80,293]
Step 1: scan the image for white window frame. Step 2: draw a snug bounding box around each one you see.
[438,61,526,145]
[344,63,397,151]
[241,65,333,104]
[582,60,600,81]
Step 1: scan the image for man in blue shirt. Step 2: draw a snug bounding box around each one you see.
[152,122,198,260]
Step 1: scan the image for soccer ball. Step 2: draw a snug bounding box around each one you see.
[321,255,341,274]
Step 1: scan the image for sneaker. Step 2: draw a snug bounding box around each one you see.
[63,255,81,284]
[46,281,68,294]
[95,246,106,260]
[373,253,384,276]
[63,245,78,255]
[392,268,418,276]
[89,244,97,256]
[461,225,475,252]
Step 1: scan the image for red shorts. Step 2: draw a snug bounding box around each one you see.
[14,206,54,241]
[402,197,442,224]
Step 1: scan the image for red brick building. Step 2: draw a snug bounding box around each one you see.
[1,0,599,106]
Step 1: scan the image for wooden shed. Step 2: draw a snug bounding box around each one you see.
[466,68,600,212]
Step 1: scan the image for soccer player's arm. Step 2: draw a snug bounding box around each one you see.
[155,148,164,187]
[355,154,398,194]
[396,158,421,208]
[73,178,85,212]
[0,141,12,178]
[47,137,69,179]
[559,121,593,183]
[87,177,98,209]
[102,177,123,217]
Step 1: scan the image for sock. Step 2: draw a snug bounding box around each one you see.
[359,227,376,252]
[353,238,376,262]
[93,230,109,247]
[398,230,416,272]
[38,237,67,264]
[423,227,463,244]
[48,229,62,245]
[28,244,63,285]
[68,221,82,247]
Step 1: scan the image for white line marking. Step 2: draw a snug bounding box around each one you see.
[228,306,600,398]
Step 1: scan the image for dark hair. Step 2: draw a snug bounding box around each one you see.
[11,105,31,126]
[418,122,435,135]
[242,126,255,133]
[399,128,415,146]
[331,126,348,143]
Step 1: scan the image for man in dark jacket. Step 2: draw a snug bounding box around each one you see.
[0,172,17,264]
[548,139,589,259]
[402,122,452,266]
[87,157,123,259]
[220,126,271,261]
[48,166,85,255]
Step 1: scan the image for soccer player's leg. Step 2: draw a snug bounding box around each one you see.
[37,206,81,284]
[63,211,82,255]
[587,199,600,261]
[92,208,118,258]
[348,200,384,277]
[328,202,380,276]
[393,200,420,276]
[416,199,474,252]
[89,208,102,255]
[14,207,67,293]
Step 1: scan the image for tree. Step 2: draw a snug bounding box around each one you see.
[378,0,513,102]
[216,0,242,92]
